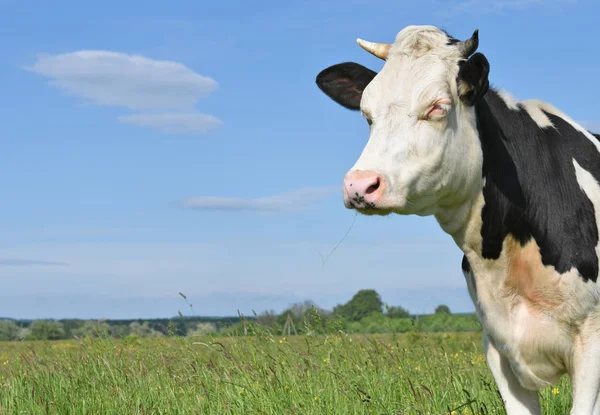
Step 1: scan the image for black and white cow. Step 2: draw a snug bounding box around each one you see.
[315,25,600,414]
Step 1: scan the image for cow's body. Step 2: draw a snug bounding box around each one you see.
[458,88,600,413]
[315,25,600,414]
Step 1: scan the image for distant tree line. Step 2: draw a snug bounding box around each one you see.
[0,289,481,341]
[0,316,249,341]
[234,289,481,336]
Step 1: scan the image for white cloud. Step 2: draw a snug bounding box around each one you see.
[180,186,338,212]
[118,113,222,135]
[26,51,217,110]
[26,50,221,134]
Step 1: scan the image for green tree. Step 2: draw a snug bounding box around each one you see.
[277,300,327,334]
[333,289,383,321]
[278,301,319,321]
[73,320,111,338]
[385,304,410,319]
[110,324,132,338]
[29,320,66,340]
[128,321,163,338]
[60,319,84,338]
[18,327,31,340]
[0,320,19,341]
[187,322,216,336]
[256,310,278,328]
[301,304,331,334]
[435,304,451,314]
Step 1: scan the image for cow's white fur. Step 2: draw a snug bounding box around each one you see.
[521,101,554,129]
[574,160,600,263]
[347,25,600,414]
[497,90,520,110]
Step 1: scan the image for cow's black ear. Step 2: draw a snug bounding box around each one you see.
[457,52,490,106]
[316,62,377,111]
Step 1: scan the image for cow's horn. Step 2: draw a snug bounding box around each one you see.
[357,38,391,60]
[458,29,479,57]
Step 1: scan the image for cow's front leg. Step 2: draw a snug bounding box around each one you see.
[483,331,541,414]
[570,329,600,415]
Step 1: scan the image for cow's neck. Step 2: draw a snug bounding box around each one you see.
[434,190,486,263]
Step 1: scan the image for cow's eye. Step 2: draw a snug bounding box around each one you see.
[428,105,446,117]
[425,99,451,120]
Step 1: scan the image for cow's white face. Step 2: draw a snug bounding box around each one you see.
[316,25,490,218]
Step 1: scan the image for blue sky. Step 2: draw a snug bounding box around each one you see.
[1,0,599,319]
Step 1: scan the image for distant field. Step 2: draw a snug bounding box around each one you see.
[0,332,570,414]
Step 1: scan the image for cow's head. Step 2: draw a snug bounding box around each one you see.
[316,25,489,217]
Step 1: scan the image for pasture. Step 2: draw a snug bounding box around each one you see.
[0,331,570,414]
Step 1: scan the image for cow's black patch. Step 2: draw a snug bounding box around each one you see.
[461,255,471,274]
[476,90,600,282]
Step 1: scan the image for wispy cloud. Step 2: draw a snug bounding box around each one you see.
[180,186,338,213]
[440,0,574,15]
[118,113,222,135]
[26,51,221,135]
[0,259,68,267]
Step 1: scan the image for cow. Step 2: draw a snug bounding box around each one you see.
[315,25,600,414]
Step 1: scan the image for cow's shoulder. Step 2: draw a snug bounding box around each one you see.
[475,89,600,282]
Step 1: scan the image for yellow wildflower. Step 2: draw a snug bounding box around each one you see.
[552,388,559,395]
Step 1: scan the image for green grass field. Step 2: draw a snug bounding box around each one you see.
[0,331,571,414]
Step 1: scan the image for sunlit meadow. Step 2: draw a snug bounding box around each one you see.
[0,330,571,414]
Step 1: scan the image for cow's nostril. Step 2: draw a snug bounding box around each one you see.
[343,171,384,207]
[365,178,380,195]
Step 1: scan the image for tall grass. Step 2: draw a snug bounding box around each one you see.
[0,330,571,414]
